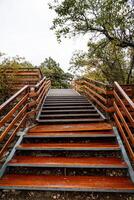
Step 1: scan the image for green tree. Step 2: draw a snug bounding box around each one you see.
[49,0,134,83]
[0,54,35,103]
[70,41,128,84]
[40,57,73,88]
[50,0,134,47]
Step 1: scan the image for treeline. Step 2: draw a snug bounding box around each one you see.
[0,54,73,103]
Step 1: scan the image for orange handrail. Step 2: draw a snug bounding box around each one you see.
[0,77,51,159]
[113,82,134,161]
[74,78,114,113]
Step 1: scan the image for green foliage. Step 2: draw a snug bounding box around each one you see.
[50,0,134,48]
[70,41,128,84]
[0,54,35,103]
[50,0,134,83]
[39,57,73,88]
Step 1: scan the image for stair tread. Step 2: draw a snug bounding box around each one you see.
[37,118,104,123]
[9,156,127,168]
[0,175,134,191]
[39,113,100,118]
[26,130,115,138]
[17,143,119,150]
[43,106,94,109]
[40,113,99,116]
[45,101,89,103]
[41,109,97,113]
[29,123,113,133]
[44,103,91,105]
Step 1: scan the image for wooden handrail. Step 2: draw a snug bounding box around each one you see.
[0,85,29,112]
[0,76,51,159]
[35,77,46,89]
[114,81,134,161]
[114,82,134,110]
[74,78,134,161]
[85,78,108,87]
[74,78,113,113]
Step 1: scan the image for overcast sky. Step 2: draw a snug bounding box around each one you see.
[0,0,88,72]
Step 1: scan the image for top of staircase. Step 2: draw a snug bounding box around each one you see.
[47,89,80,96]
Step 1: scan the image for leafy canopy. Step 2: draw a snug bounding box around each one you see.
[40,57,73,88]
[70,41,128,84]
[49,0,134,48]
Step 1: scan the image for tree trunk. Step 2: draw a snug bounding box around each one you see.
[126,49,134,84]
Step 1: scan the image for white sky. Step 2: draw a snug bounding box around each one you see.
[0,0,88,72]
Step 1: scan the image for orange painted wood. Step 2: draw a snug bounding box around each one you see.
[84,89,108,112]
[9,156,127,168]
[114,82,134,110]
[114,102,134,145]
[114,90,134,127]
[0,85,29,112]
[84,80,107,94]
[18,143,119,150]
[84,83,107,103]
[0,93,28,128]
[0,175,134,191]
[29,123,112,133]
[114,113,134,161]
[0,105,27,142]
[27,130,114,137]
[0,114,27,158]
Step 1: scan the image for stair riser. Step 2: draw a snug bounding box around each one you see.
[22,137,116,144]
[7,164,127,169]
[16,147,120,151]
[45,101,89,103]
[7,166,128,177]
[24,135,115,139]
[42,106,95,110]
[37,119,104,124]
[39,115,100,120]
[15,149,122,158]
[44,103,91,106]
[41,110,97,114]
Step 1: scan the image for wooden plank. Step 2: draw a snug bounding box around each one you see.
[0,105,27,142]
[18,143,119,150]
[82,85,107,104]
[0,85,29,112]
[0,93,28,128]
[84,80,107,95]
[27,130,114,138]
[114,90,134,127]
[114,82,134,110]
[0,175,134,191]
[0,114,27,158]
[39,113,100,118]
[9,156,127,168]
[114,114,134,161]
[84,89,108,112]
[29,123,112,133]
[114,102,134,145]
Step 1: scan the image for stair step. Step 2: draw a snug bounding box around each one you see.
[17,143,120,151]
[46,96,85,98]
[8,156,127,168]
[25,130,115,138]
[39,113,100,119]
[0,175,134,192]
[37,118,104,123]
[29,123,113,133]
[42,106,94,110]
[41,109,97,114]
[45,100,89,103]
[44,103,91,106]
